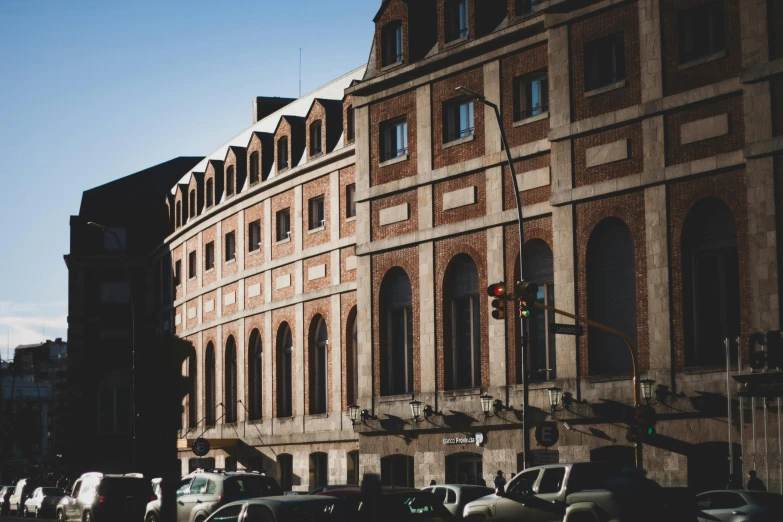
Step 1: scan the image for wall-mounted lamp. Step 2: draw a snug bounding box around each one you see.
[360,409,376,422]
[348,404,361,426]
[480,393,494,417]
[410,399,423,422]
[424,404,440,419]
[640,379,657,404]
[547,386,564,414]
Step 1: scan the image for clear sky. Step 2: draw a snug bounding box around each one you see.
[0,0,376,357]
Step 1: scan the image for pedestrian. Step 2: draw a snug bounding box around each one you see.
[429,479,436,486]
[493,470,506,496]
[510,472,516,479]
[747,470,766,491]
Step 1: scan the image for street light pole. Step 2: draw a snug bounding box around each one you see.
[87,221,136,471]
[457,86,531,469]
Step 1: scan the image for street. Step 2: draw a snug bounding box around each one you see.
[3,517,40,522]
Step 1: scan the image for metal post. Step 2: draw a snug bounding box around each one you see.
[764,397,770,489]
[777,397,781,494]
[753,396,757,474]
[726,338,733,477]
[737,337,744,488]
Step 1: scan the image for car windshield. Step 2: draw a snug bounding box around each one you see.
[745,492,783,510]
[98,478,152,497]
[42,488,64,496]
[224,476,282,499]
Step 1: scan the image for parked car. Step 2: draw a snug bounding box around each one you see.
[320,487,455,522]
[9,478,39,516]
[0,486,15,515]
[144,478,162,522]
[204,496,356,522]
[307,484,356,495]
[23,487,66,518]
[55,472,153,522]
[174,470,282,522]
[696,490,783,522]
[422,485,493,519]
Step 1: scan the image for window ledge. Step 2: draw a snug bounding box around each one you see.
[278,166,290,174]
[309,151,324,160]
[584,79,627,98]
[306,413,329,420]
[682,365,732,375]
[205,268,214,274]
[379,154,409,168]
[513,111,549,127]
[379,392,414,403]
[381,60,404,72]
[584,373,633,383]
[188,276,196,282]
[678,50,726,70]
[275,415,295,422]
[225,258,236,265]
[307,226,326,235]
[275,237,291,246]
[248,248,262,256]
[443,35,469,49]
[346,138,355,145]
[442,133,475,150]
[345,216,357,223]
[175,284,182,289]
[442,387,481,398]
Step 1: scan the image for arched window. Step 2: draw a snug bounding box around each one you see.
[225,337,237,423]
[345,307,358,406]
[187,348,197,428]
[522,239,556,382]
[444,254,481,390]
[278,454,294,491]
[249,152,260,185]
[445,452,483,485]
[346,105,355,143]
[381,455,413,487]
[587,218,637,375]
[347,450,359,485]
[248,329,263,421]
[309,452,328,490]
[226,166,235,197]
[176,201,182,228]
[205,342,216,425]
[682,198,739,367]
[310,121,323,156]
[381,21,403,67]
[308,315,328,414]
[380,268,413,396]
[278,137,289,170]
[276,323,293,418]
[189,190,196,218]
[206,178,214,208]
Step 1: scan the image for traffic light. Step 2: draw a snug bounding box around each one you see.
[515,281,538,318]
[626,405,657,442]
[487,282,509,320]
[749,332,767,370]
[767,330,783,370]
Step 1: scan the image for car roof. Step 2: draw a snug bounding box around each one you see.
[242,495,340,505]
[428,484,492,490]
[320,487,422,496]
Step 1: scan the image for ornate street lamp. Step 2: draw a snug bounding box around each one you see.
[410,400,423,422]
[480,394,494,417]
[547,387,564,414]
[640,379,657,404]
[348,404,361,426]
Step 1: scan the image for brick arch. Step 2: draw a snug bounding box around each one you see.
[576,193,648,377]
[272,309,296,417]
[203,339,217,425]
[304,299,332,415]
[669,171,750,369]
[245,327,264,421]
[342,303,359,410]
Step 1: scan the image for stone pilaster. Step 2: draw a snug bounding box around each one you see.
[295,302,305,418]
[638,0,662,103]
[419,242,436,393]
[330,293,342,418]
[264,198,272,263]
[294,184,303,254]
[486,226,507,386]
[553,204,577,380]
[739,0,769,67]
[483,59,501,154]
[547,25,571,129]
[644,185,671,376]
[416,85,433,174]
[264,311,273,421]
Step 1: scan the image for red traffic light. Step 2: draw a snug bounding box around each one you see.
[487,282,508,298]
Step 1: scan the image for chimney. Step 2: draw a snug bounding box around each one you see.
[253,97,297,124]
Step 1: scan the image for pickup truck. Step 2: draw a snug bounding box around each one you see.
[463,462,629,522]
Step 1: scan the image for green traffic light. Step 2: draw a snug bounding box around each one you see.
[520,309,530,318]
[646,427,655,435]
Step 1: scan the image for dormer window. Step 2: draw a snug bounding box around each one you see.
[206,179,214,208]
[346,105,355,143]
[382,21,403,67]
[445,0,469,43]
[176,201,182,228]
[226,166,235,197]
[249,152,260,185]
[189,190,196,218]
[278,137,289,171]
[310,121,323,156]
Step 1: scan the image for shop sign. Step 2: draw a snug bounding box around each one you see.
[192,437,210,457]
[442,432,486,446]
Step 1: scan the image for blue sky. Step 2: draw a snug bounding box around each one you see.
[0,0,376,357]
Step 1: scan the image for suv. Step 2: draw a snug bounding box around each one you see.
[175,470,281,522]
[8,478,38,515]
[55,472,153,522]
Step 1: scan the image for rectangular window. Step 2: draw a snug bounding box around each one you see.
[99,387,131,434]
[584,33,626,91]
[346,184,357,219]
[679,2,725,64]
[100,282,130,304]
[188,251,196,279]
[226,166,235,197]
[310,121,322,156]
[382,22,403,66]
[206,179,214,208]
[276,209,291,242]
[249,152,260,185]
[278,138,289,170]
[514,71,549,121]
[225,232,236,262]
[381,118,408,161]
[205,242,215,271]
[346,105,355,143]
[248,220,261,252]
[174,260,181,287]
[445,0,469,42]
[309,196,325,230]
[443,98,474,142]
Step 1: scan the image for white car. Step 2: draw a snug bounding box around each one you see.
[696,490,783,522]
[23,487,67,518]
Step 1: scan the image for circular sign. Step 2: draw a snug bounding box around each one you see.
[535,421,559,448]
[192,437,210,457]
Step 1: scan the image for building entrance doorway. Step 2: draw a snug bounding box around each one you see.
[446,453,484,485]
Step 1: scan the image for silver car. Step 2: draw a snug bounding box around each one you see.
[204,496,356,522]
[23,487,66,518]
[422,485,493,519]
[696,490,783,522]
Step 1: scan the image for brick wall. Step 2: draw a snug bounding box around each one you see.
[203,225,217,286]
[244,274,264,309]
[186,236,199,295]
[271,263,296,302]
[575,191,648,376]
[661,0,741,96]
[247,133,264,187]
[224,147,246,198]
[205,160,223,209]
[272,308,297,418]
[173,246,183,302]
[275,118,294,173]
[340,293,358,411]
[501,44,550,148]
[271,190,295,260]
[370,90,418,186]
[202,289,217,323]
[371,190,419,240]
[245,202,264,270]
[302,175,330,251]
[175,305,184,335]
[244,317,265,419]
[570,2,641,121]
[343,94,355,146]
[573,123,643,187]
[221,214,239,278]
[436,0,476,50]
[303,253,332,293]
[432,67,485,170]
[341,246,357,284]
[186,298,199,330]
[174,188,186,229]
[303,298,332,415]
[222,282,240,316]
[668,169,750,368]
[434,231,489,389]
[339,166,356,239]
[434,171,486,227]
[664,94,745,165]
[374,0,410,72]
[503,154,552,211]
[372,247,420,396]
